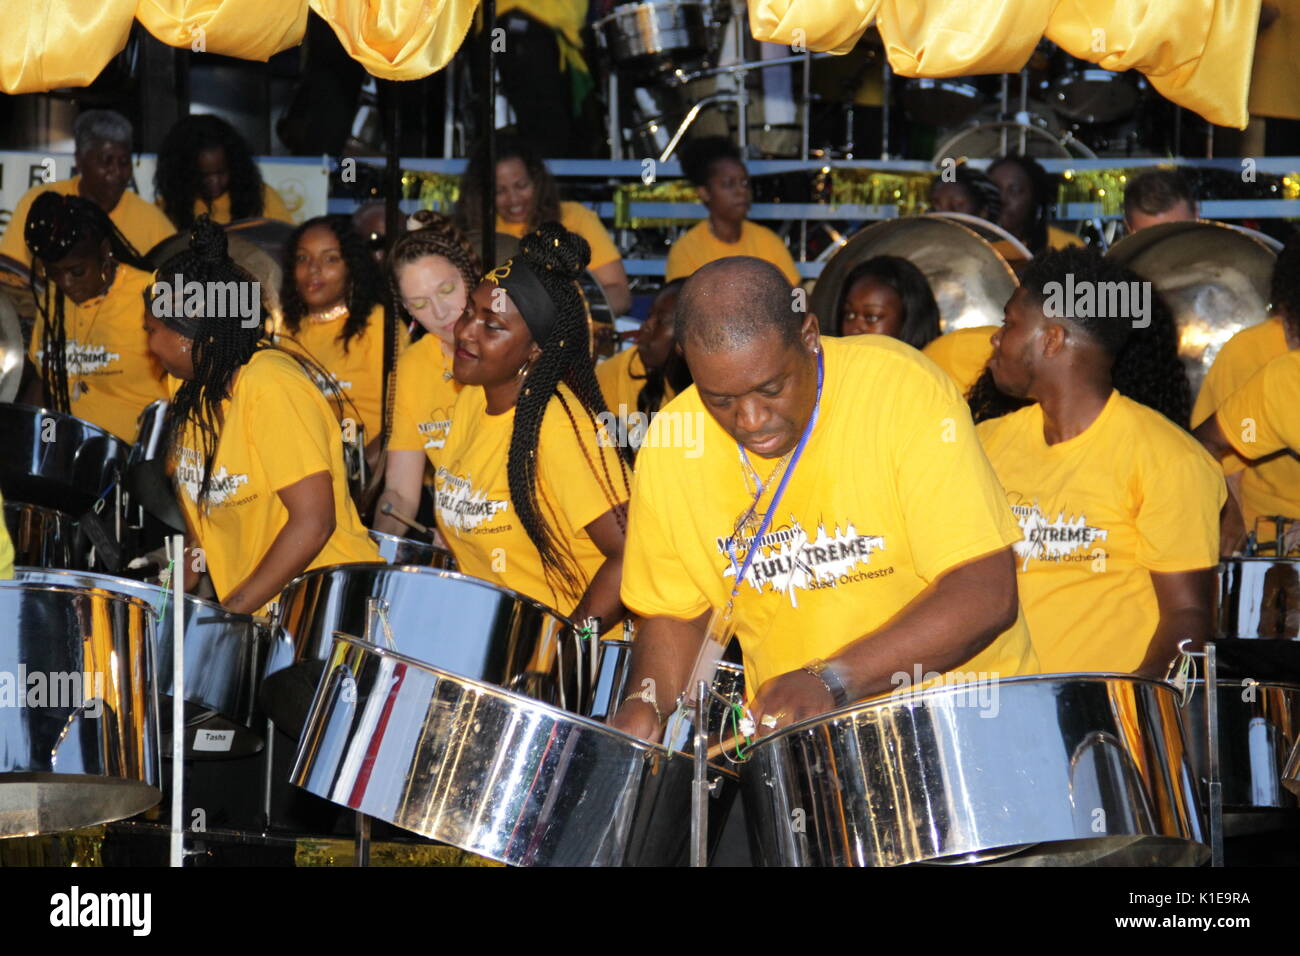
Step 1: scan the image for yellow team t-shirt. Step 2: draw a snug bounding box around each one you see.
[430,383,630,617]
[1218,349,1300,459]
[278,305,408,444]
[1192,316,1299,536]
[0,489,14,579]
[174,348,379,604]
[622,334,1039,697]
[496,201,620,271]
[388,333,463,459]
[1,177,176,271]
[921,325,997,397]
[665,219,801,285]
[977,391,1225,674]
[596,345,675,418]
[187,183,294,225]
[27,262,169,442]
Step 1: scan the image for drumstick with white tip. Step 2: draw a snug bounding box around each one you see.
[379,502,431,536]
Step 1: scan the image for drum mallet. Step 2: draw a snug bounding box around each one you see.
[379,501,431,536]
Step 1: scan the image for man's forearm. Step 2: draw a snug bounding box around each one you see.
[1139,607,1213,675]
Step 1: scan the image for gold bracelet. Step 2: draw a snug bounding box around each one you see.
[621,692,663,726]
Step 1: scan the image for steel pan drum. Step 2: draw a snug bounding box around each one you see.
[3,501,81,569]
[0,581,160,836]
[1180,679,1300,814]
[594,1,715,79]
[1220,557,1300,641]
[264,565,587,736]
[741,674,1206,867]
[0,403,130,513]
[1105,220,1277,395]
[810,216,1018,336]
[292,632,736,866]
[0,290,21,403]
[14,568,268,759]
[367,530,456,568]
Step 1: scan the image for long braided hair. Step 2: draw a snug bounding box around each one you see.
[388,212,481,341]
[23,191,151,413]
[507,222,632,606]
[155,114,266,230]
[280,215,384,352]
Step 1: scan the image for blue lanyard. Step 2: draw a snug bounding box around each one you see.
[725,348,824,599]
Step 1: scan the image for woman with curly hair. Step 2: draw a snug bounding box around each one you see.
[455,134,631,315]
[277,215,408,458]
[431,221,631,627]
[373,214,481,537]
[144,217,378,614]
[154,114,293,230]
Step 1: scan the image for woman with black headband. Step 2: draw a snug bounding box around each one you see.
[21,191,169,442]
[144,217,379,615]
[431,222,632,628]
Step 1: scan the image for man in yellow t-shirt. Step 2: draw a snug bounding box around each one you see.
[0,111,175,282]
[665,138,801,286]
[978,248,1224,675]
[613,257,1037,740]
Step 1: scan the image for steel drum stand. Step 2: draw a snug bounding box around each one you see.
[1180,640,1224,867]
[688,678,738,868]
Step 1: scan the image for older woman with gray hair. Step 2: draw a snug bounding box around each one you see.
[0,110,175,282]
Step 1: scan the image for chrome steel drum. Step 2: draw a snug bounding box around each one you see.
[594,1,715,79]
[0,403,130,513]
[902,78,986,127]
[0,581,160,836]
[14,568,268,759]
[742,674,1207,867]
[0,290,21,403]
[1220,557,1300,641]
[3,501,81,569]
[1180,679,1300,813]
[264,564,587,736]
[367,530,456,568]
[292,632,736,866]
[1049,68,1140,124]
[578,270,618,358]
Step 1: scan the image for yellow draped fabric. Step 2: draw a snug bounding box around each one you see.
[0,0,139,94]
[136,0,307,61]
[749,0,1262,129]
[309,0,478,80]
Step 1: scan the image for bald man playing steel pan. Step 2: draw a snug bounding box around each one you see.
[611,257,1038,742]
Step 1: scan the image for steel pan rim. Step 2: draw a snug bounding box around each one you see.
[746,671,1182,748]
[13,566,254,621]
[594,0,707,27]
[1219,556,1300,564]
[1181,677,1300,692]
[0,578,156,616]
[1105,217,1278,264]
[0,401,128,448]
[327,631,739,779]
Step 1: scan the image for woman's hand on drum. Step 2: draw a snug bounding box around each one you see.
[748,669,834,738]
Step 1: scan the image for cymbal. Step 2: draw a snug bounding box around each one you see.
[0,290,24,403]
[1105,220,1277,396]
[811,215,1018,335]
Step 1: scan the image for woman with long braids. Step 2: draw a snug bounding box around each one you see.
[373,214,481,537]
[154,114,293,230]
[277,215,406,457]
[431,222,631,627]
[144,217,379,615]
[20,191,169,441]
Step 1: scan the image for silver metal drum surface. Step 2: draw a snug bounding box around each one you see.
[3,501,81,569]
[1180,679,1300,812]
[1219,557,1300,641]
[292,633,736,866]
[0,403,131,513]
[594,1,713,78]
[741,674,1207,867]
[264,564,587,736]
[367,530,456,568]
[0,581,160,836]
[13,568,267,759]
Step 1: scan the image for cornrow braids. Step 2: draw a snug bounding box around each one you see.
[388,213,482,334]
[506,222,633,608]
[280,215,384,352]
[23,191,150,413]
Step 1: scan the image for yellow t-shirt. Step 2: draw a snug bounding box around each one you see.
[921,325,997,397]
[0,489,14,579]
[977,391,1225,674]
[27,262,169,442]
[496,201,620,271]
[1,177,176,270]
[1192,316,1300,535]
[665,219,801,285]
[278,305,408,444]
[188,183,294,225]
[1219,349,1300,460]
[174,348,379,604]
[1048,225,1086,250]
[621,334,1039,696]
[596,345,676,418]
[388,333,463,459]
[429,383,630,617]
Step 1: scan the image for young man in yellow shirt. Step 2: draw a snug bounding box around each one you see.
[977,248,1224,677]
[612,257,1037,740]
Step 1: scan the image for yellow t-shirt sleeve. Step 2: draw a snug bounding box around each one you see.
[562,202,620,271]
[537,392,631,535]
[248,365,340,492]
[664,235,692,282]
[262,185,294,223]
[1218,351,1300,459]
[0,490,13,579]
[388,342,426,452]
[1134,450,1224,572]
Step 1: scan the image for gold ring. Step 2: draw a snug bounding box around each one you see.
[761,711,786,729]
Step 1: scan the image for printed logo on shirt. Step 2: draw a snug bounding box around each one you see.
[419,419,452,450]
[1008,499,1109,570]
[435,466,510,531]
[35,341,121,376]
[719,519,889,608]
[175,448,251,507]
[309,368,353,393]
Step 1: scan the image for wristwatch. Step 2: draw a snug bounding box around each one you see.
[803,658,851,708]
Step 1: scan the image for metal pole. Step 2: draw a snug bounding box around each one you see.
[999,75,1009,156]
[355,811,371,866]
[691,679,709,867]
[481,0,497,270]
[609,70,622,160]
[880,60,890,160]
[443,55,456,158]
[1018,67,1029,154]
[169,534,185,868]
[1206,642,1223,867]
[800,48,810,162]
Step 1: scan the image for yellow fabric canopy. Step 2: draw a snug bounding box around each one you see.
[1,0,478,94]
[749,0,1263,129]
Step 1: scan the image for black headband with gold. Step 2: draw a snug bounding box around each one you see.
[483,257,560,344]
